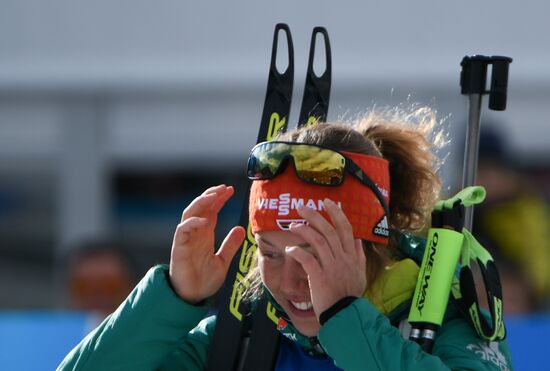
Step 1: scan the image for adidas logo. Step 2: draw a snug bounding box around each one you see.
[373,216,390,237]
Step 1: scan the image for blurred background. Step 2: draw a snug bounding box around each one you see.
[1,0,549,369]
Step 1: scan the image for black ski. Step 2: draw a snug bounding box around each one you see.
[240,26,332,371]
[297,27,332,128]
[205,23,294,371]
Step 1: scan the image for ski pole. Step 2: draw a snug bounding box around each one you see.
[450,55,512,344]
[408,56,512,353]
[460,55,512,231]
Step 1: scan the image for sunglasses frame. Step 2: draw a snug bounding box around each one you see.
[247,141,390,217]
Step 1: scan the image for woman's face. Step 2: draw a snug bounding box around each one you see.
[255,230,320,337]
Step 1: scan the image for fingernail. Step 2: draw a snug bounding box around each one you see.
[324,198,334,206]
[289,222,303,229]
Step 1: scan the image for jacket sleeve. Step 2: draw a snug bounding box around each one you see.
[317,298,513,371]
[57,265,213,371]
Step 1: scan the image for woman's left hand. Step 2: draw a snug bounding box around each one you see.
[285,198,367,319]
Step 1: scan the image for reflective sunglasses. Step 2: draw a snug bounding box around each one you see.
[247,141,390,215]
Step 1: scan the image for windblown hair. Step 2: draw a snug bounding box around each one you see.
[244,105,446,301]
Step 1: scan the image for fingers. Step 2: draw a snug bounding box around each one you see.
[181,185,233,222]
[173,217,208,245]
[324,199,356,255]
[293,200,356,258]
[177,216,209,232]
[295,205,343,257]
[203,184,228,195]
[216,226,246,268]
[289,222,335,264]
[209,186,235,215]
[182,193,217,222]
[285,245,322,279]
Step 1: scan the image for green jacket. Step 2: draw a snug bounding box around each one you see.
[58,265,513,370]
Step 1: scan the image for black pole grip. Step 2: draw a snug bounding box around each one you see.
[488,56,512,111]
[460,55,512,111]
[460,55,489,95]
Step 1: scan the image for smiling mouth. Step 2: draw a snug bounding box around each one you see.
[290,300,313,311]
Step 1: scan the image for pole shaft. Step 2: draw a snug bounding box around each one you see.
[462,94,483,231]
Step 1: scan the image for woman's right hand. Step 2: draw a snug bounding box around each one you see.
[169,184,246,304]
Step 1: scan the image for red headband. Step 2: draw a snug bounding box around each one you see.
[249,150,391,244]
